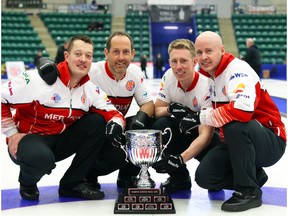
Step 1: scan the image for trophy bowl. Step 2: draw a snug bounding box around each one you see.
[125,128,172,188]
[114,128,176,214]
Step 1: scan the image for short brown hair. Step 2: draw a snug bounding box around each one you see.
[67,35,94,52]
[168,39,196,58]
[105,31,134,51]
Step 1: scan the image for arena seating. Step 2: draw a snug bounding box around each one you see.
[1,11,47,64]
[39,12,112,62]
[2,10,286,67]
[232,14,287,64]
[125,11,151,62]
[195,14,220,35]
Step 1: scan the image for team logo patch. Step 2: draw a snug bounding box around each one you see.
[222,86,227,96]
[192,96,199,108]
[51,93,61,103]
[159,92,166,98]
[81,94,86,104]
[236,94,250,99]
[95,86,100,94]
[105,95,112,104]
[204,95,210,101]
[233,83,245,93]
[209,85,213,96]
[8,81,13,96]
[229,72,248,80]
[159,82,164,91]
[22,72,30,84]
[163,75,166,81]
[126,80,135,91]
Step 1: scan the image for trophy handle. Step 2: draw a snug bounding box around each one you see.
[120,145,129,162]
[160,127,172,158]
[120,132,129,162]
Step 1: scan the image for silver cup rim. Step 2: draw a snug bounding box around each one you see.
[125,129,162,134]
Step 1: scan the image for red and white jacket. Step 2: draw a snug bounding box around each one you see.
[89,61,153,116]
[1,61,125,138]
[157,68,213,112]
[199,53,286,142]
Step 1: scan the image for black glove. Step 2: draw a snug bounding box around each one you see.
[168,102,192,120]
[129,111,150,130]
[106,121,124,148]
[179,112,200,134]
[37,57,59,85]
[152,154,184,173]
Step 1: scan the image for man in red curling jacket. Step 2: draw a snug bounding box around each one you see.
[1,35,125,201]
[181,31,286,212]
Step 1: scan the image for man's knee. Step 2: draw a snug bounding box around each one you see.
[97,149,128,170]
[194,166,211,189]
[152,117,179,134]
[18,148,56,176]
[81,113,106,129]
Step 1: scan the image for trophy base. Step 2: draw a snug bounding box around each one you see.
[114,188,176,214]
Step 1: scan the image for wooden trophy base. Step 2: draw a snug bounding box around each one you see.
[114,187,176,214]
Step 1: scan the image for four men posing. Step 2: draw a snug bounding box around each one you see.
[1,31,286,213]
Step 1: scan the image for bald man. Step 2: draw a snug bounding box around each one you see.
[243,38,262,77]
[183,31,286,212]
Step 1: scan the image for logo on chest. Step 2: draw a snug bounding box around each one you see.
[192,96,199,108]
[51,93,61,103]
[126,80,135,91]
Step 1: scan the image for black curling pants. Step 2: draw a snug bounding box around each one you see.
[9,113,107,189]
[89,116,156,180]
[152,116,220,180]
[195,120,286,190]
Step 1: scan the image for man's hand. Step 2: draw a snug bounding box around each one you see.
[129,111,150,130]
[8,133,26,160]
[106,121,124,148]
[179,112,200,134]
[152,154,184,173]
[37,57,59,85]
[167,102,192,120]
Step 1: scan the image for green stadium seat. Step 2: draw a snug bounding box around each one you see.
[232,14,287,64]
[39,12,112,53]
[1,12,50,64]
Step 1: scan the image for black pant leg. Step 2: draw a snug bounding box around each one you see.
[195,143,234,190]
[224,120,286,189]
[195,120,286,191]
[88,138,128,178]
[11,134,58,186]
[117,116,156,179]
[194,130,221,162]
[58,113,107,188]
[152,116,191,179]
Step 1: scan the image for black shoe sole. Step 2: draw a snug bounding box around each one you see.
[20,191,39,200]
[20,185,39,200]
[221,199,262,212]
[59,188,105,200]
[160,182,191,194]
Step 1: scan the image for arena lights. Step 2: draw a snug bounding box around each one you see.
[163,26,179,30]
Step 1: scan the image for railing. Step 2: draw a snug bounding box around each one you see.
[2,1,111,14]
[233,4,287,15]
[6,0,44,8]
[125,4,218,16]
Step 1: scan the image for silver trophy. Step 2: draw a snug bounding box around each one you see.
[123,128,172,188]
